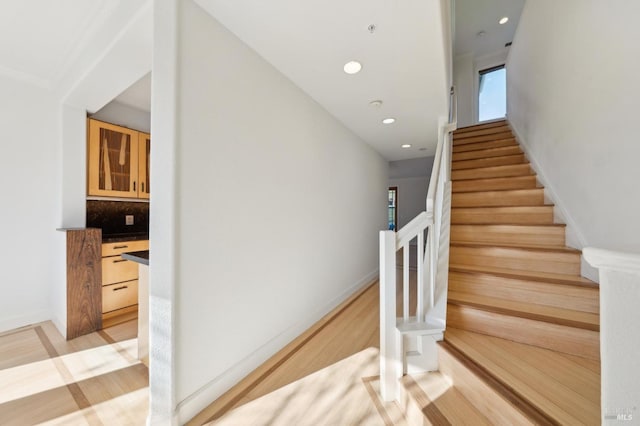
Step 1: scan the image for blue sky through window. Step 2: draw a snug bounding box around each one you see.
[479,67,506,122]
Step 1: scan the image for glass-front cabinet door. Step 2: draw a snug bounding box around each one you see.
[88,119,139,198]
[138,132,150,199]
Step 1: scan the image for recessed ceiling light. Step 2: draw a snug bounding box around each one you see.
[382,118,396,124]
[369,100,383,108]
[343,61,362,74]
[476,30,487,38]
[499,17,509,25]
[401,144,411,149]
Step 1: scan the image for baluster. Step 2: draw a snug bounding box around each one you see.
[403,242,410,322]
[417,229,424,322]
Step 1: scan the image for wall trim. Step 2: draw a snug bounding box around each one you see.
[0,309,51,335]
[176,269,380,423]
[509,122,599,283]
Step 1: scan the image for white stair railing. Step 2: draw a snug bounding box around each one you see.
[379,87,457,401]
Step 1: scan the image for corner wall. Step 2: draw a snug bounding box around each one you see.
[153,0,388,421]
[0,76,59,332]
[507,0,640,253]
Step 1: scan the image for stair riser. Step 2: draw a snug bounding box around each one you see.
[453,125,511,140]
[450,224,565,246]
[452,164,532,180]
[453,146,522,162]
[452,154,526,171]
[448,272,599,314]
[453,138,517,153]
[446,304,600,360]
[452,189,545,208]
[452,176,538,193]
[437,344,536,425]
[450,246,581,275]
[454,131,514,145]
[451,207,554,225]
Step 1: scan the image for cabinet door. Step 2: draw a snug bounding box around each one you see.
[87,119,139,198]
[138,132,150,199]
[67,229,102,339]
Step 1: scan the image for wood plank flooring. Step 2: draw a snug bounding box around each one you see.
[0,320,148,425]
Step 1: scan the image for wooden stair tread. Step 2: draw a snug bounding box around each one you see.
[450,241,581,254]
[443,328,600,425]
[452,175,538,193]
[452,163,532,180]
[449,263,598,287]
[453,124,510,138]
[451,224,566,247]
[451,206,555,225]
[452,189,545,208]
[401,373,492,425]
[452,145,523,161]
[448,270,599,314]
[454,120,507,134]
[451,154,526,171]
[448,291,599,330]
[453,131,515,145]
[452,138,517,153]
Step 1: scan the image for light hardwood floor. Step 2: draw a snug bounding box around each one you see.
[0,320,148,425]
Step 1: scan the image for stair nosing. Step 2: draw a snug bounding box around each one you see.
[452,139,518,153]
[452,152,525,163]
[451,204,554,210]
[438,339,556,426]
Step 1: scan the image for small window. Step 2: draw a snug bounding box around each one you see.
[478,65,506,122]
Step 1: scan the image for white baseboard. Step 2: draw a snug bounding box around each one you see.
[175,268,379,423]
[0,309,50,334]
[509,123,598,283]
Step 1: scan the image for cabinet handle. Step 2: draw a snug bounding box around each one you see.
[113,286,128,291]
[113,259,128,263]
[141,182,145,192]
[113,245,129,249]
[133,181,136,191]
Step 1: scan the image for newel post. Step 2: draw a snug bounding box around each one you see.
[379,230,397,401]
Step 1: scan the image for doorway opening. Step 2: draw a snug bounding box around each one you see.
[478,65,506,122]
[388,187,397,231]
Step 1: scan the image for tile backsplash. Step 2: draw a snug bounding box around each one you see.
[86,200,149,237]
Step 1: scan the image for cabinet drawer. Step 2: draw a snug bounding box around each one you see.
[102,240,149,257]
[102,280,138,313]
[102,257,138,285]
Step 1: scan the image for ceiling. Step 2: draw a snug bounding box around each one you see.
[1,1,523,161]
[0,1,125,88]
[454,0,526,58]
[113,73,152,112]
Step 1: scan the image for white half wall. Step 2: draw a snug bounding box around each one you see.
[0,75,59,332]
[153,0,388,421]
[507,0,640,253]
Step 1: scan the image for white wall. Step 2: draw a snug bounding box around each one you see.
[507,0,640,253]
[453,49,509,127]
[388,156,435,229]
[0,75,59,332]
[91,100,151,133]
[152,0,388,421]
[453,54,474,127]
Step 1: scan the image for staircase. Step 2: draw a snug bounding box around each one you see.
[399,120,601,425]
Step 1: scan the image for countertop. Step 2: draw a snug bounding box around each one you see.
[121,250,149,266]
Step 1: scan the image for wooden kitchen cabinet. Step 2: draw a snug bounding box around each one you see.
[87,119,150,199]
[66,229,102,339]
[138,132,151,199]
[101,239,149,327]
